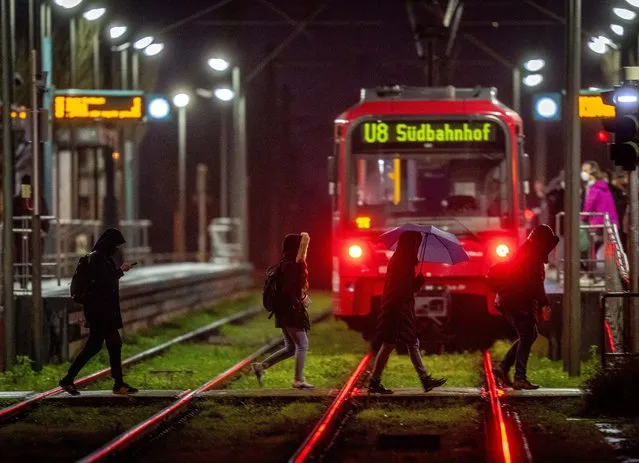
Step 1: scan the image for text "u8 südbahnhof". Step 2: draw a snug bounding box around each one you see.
[361,122,496,144]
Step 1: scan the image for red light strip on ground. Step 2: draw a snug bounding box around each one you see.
[290,352,372,463]
[604,320,616,353]
[483,351,512,463]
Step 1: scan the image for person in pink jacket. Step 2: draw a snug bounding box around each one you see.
[582,161,619,228]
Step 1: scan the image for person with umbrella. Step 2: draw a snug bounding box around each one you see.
[492,224,558,390]
[369,226,467,394]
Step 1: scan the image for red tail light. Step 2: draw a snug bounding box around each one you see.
[495,244,510,258]
[347,244,364,259]
[524,209,535,221]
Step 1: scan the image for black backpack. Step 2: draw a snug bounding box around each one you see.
[486,260,516,294]
[70,252,94,304]
[262,265,280,316]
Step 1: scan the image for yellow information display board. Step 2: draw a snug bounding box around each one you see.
[54,94,144,122]
[579,95,615,119]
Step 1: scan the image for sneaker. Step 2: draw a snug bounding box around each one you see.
[493,365,514,388]
[113,383,139,395]
[368,379,393,395]
[292,380,315,389]
[512,379,540,390]
[420,375,447,393]
[59,378,80,396]
[251,362,264,387]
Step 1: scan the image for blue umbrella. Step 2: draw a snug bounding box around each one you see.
[380,224,469,266]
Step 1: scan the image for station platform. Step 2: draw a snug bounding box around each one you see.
[13,262,255,361]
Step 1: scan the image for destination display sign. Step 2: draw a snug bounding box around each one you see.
[54,94,144,122]
[350,120,505,153]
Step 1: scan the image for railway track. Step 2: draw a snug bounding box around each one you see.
[289,351,533,463]
[0,304,262,423]
[74,309,333,462]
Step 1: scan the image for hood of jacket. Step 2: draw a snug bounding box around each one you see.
[281,234,302,263]
[517,224,559,264]
[93,228,126,257]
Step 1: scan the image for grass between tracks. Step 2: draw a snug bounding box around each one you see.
[138,400,328,463]
[490,338,599,388]
[0,402,170,462]
[0,293,260,392]
[86,293,355,391]
[328,399,484,462]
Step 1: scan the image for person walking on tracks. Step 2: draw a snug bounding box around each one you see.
[252,233,314,389]
[368,231,447,395]
[492,224,558,390]
[59,228,138,396]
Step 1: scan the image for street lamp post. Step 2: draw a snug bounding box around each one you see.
[173,92,190,259]
[208,57,249,262]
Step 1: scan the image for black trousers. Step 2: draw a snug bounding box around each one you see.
[500,310,538,381]
[66,327,123,384]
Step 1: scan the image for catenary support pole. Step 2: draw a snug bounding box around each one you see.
[562,0,582,376]
[1,0,16,369]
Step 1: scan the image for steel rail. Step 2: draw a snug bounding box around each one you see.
[483,351,513,463]
[78,309,333,462]
[289,352,372,463]
[0,305,261,422]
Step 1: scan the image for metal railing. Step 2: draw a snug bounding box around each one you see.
[0,218,153,294]
[551,211,629,356]
[551,212,628,287]
[601,292,639,368]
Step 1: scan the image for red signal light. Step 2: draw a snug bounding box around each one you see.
[597,130,611,143]
[524,209,535,221]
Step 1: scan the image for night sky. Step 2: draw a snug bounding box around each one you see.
[102,0,615,286]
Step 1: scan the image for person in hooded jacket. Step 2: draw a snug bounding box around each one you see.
[493,224,559,390]
[368,231,447,395]
[59,228,138,396]
[252,233,314,389]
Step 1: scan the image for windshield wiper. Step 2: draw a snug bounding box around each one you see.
[450,217,481,242]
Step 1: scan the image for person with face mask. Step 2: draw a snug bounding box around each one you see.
[59,228,138,396]
[582,161,619,232]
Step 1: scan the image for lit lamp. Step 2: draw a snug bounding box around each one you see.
[173,92,191,259]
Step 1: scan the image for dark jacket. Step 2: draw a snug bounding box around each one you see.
[275,234,311,330]
[84,228,126,331]
[377,231,424,345]
[496,225,559,314]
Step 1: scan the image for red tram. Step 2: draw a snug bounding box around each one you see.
[329,86,530,351]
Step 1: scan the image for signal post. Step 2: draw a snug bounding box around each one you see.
[601,67,639,353]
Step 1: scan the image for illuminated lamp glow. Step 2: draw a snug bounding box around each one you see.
[617,94,638,104]
[496,244,510,257]
[208,58,231,72]
[148,97,170,119]
[535,97,558,119]
[214,87,235,102]
[144,43,164,56]
[173,93,190,108]
[614,7,636,20]
[348,244,363,259]
[112,151,120,161]
[54,0,83,9]
[109,25,127,40]
[524,208,536,220]
[355,216,372,229]
[588,37,608,55]
[597,130,611,143]
[523,58,545,72]
[522,74,543,87]
[627,0,639,7]
[133,36,154,50]
[83,8,106,21]
[611,24,624,36]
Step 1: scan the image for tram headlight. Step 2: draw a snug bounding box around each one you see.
[348,244,364,259]
[495,244,510,258]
